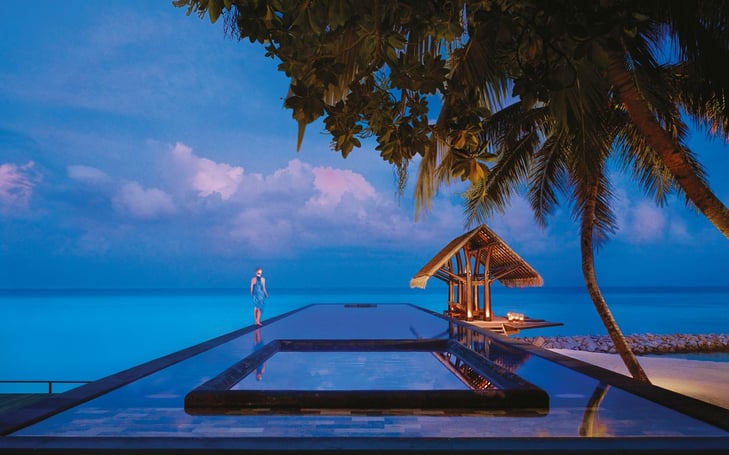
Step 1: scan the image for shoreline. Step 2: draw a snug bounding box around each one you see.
[522,333,729,355]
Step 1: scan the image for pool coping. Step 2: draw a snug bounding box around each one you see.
[184,338,549,415]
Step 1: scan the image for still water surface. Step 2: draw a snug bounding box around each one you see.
[2,286,727,386]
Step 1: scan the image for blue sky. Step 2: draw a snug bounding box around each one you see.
[1,1,728,290]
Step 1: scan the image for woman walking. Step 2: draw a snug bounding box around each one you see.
[250,267,268,326]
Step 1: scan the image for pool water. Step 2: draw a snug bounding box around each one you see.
[4,304,728,445]
[233,351,470,390]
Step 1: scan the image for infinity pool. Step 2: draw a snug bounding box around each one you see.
[1,304,727,453]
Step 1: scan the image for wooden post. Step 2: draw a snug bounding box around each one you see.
[447,259,455,313]
[482,247,492,321]
[465,248,473,320]
[484,280,492,321]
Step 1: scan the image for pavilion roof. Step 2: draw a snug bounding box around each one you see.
[410,224,544,289]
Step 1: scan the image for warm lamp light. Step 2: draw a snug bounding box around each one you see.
[507,312,525,322]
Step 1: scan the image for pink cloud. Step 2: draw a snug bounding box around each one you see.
[487,195,552,253]
[172,142,243,200]
[626,202,666,243]
[668,219,691,241]
[0,161,38,212]
[305,166,376,210]
[112,182,176,219]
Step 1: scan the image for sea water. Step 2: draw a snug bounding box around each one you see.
[2,286,728,388]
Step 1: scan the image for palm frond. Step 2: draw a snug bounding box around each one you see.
[612,111,675,205]
[632,63,689,143]
[479,103,548,147]
[528,131,569,227]
[663,63,729,141]
[414,135,448,218]
[446,32,512,113]
[463,125,540,225]
[571,166,617,250]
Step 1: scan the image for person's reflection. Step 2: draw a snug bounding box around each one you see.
[254,328,266,380]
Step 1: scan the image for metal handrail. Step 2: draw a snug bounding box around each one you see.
[0,380,91,394]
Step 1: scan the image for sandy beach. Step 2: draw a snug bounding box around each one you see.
[551,349,729,410]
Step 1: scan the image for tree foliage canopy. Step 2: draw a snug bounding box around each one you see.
[174,0,729,232]
[174,0,729,381]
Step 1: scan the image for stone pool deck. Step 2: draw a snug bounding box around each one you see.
[551,349,729,410]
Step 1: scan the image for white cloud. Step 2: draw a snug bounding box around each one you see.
[264,159,313,193]
[112,182,176,219]
[196,155,463,254]
[0,161,38,212]
[618,198,664,244]
[67,164,111,184]
[171,142,244,200]
[58,141,468,257]
[668,218,692,241]
[486,195,553,253]
[228,208,294,253]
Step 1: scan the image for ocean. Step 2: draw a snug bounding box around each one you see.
[2,286,728,390]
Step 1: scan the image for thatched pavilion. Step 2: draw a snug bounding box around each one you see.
[410,224,543,321]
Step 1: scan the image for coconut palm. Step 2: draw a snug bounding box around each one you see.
[173,0,728,381]
[173,1,729,237]
[602,1,729,238]
[459,88,655,382]
[459,46,702,381]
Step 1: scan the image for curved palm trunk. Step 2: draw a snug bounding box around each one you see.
[581,178,651,383]
[607,52,729,239]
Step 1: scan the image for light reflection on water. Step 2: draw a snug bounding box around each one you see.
[9,304,728,438]
[232,351,469,391]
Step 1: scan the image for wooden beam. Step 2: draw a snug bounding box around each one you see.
[436,268,466,283]
[492,264,520,281]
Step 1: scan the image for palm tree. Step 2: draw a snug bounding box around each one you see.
[577,162,652,383]
[173,1,729,235]
[458,89,655,382]
[602,0,729,238]
[416,0,729,237]
[174,0,727,380]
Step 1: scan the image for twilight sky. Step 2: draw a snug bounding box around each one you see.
[2,1,728,290]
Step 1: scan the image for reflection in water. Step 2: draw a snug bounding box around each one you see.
[448,323,626,436]
[187,337,550,415]
[449,322,532,374]
[580,382,611,437]
[253,328,265,381]
[434,351,495,390]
